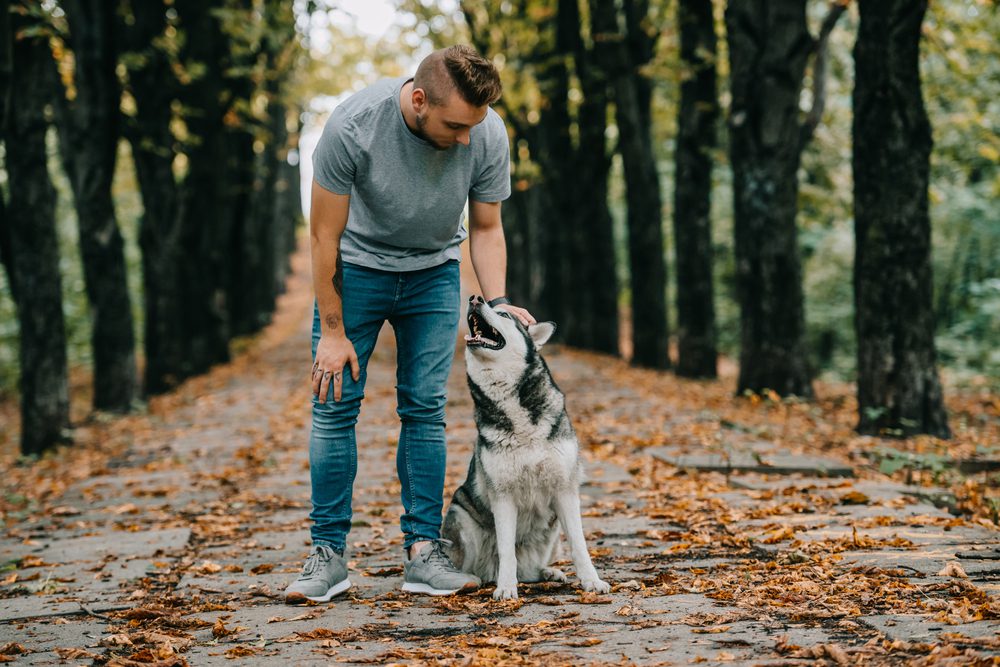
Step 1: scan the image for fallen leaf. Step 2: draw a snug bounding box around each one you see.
[692,625,730,634]
[213,619,237,639]
[54,648,101,660]
[224,646,260,659]
[533,596,564,606]
[564,638,602,647]
[937,562,969,578]
[100,634,134,647]
[250,563,275,574]
[615,604,643,616]
[196,561,223,574]
[839,491,870,505]
[762,525,796,544]
[49,505,81,516]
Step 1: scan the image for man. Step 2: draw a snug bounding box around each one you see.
[285,45,535,603]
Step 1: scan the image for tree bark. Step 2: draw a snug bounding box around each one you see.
[534,0,576,338]
[672,0,718,378]
[853,0,950,438]
[226,82,264,337]
[725,0,813,397]
[616,0,669,369]
[275,107,304,290]
[56,0,137,413]
[573,0,619,355]
[0,0,14,303]
[463,0,617,353]
[5,5,71,455]
[116,0,184,394]
[173,0,233,371]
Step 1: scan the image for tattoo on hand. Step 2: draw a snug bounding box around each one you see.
[325,313,341,331]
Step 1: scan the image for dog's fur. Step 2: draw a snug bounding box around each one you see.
[442,296,609,600]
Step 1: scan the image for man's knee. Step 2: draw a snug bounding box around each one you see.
[312,396,363,433]
[396,389,447,424]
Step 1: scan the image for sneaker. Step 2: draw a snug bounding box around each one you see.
[401,539,480,596]
[284,545,352,603]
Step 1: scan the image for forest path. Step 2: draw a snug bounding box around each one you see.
[1,237,997,665]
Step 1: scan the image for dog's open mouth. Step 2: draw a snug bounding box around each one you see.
[465,309,506,350]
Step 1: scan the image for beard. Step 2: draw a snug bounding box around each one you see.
[415,113,450,151]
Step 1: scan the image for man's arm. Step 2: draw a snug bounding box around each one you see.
[468,199,535,325]
[310,180,360,402]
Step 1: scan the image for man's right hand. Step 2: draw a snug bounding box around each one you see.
[311,334,361,403]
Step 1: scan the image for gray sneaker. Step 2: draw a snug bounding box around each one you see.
[284,545,352,603]
[401,539,480,596]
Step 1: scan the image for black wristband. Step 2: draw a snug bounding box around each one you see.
[487,296,511,308]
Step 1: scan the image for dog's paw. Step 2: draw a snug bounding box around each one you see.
[541,567,568,583]
[492,582,519,600]
[580,578,610,594]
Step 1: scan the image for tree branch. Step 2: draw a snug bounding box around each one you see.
[800,0,848,150]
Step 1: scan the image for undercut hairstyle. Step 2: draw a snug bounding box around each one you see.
[414,45,502,108]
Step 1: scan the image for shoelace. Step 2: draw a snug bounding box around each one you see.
[301,545,334,578]
[421,539,459,571]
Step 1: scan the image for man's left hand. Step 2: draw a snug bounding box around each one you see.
[496,303,536,327]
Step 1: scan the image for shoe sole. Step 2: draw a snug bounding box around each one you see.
[285,578,352,604]
[401,581,478,596]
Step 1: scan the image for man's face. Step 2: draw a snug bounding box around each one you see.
[414,89,489,151]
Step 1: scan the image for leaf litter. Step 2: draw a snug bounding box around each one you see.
[0,244,997,665]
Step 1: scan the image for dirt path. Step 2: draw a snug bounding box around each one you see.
[1,237,997,665]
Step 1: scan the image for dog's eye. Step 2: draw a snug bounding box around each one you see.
[497,312,513,320]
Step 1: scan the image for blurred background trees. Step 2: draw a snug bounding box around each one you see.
[2,0,998,455]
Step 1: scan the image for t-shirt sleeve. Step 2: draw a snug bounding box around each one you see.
[469,113,511,203]
[312,110,358,195]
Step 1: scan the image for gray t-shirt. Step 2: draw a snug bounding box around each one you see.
[312,76,511,272]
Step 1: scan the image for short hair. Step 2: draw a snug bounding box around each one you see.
[414,45,502,108]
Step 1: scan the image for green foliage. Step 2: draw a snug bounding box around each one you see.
[774,1,999,386]
[871,446,953,483]
[2,0,997,398]
[0,134,146,397]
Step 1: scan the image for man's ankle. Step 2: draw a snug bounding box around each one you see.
[408,540,431,560]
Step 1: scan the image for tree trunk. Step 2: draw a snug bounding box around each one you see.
[853,0,950,438]
[226,1,266,338]
[534,0,576,338]
[0,0,14,303]
[275,107,304,291]
[117,0,184,394]
[616,0,669,369]
[571,0,619,355]
[673,0,718,378]
[174,0,232,371]
[56,0,137,413]
[5,7,71,455]
[462,0,618,350]
[226,90,263,337]
[725,0,813,397]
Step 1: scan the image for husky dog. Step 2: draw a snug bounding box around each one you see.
[442,295,610,600]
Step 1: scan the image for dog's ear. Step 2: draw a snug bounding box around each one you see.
[528,321,556,348]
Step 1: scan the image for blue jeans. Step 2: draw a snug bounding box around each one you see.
[309,260,460,553]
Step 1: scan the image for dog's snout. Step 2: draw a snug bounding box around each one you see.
[470,295,485,306]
